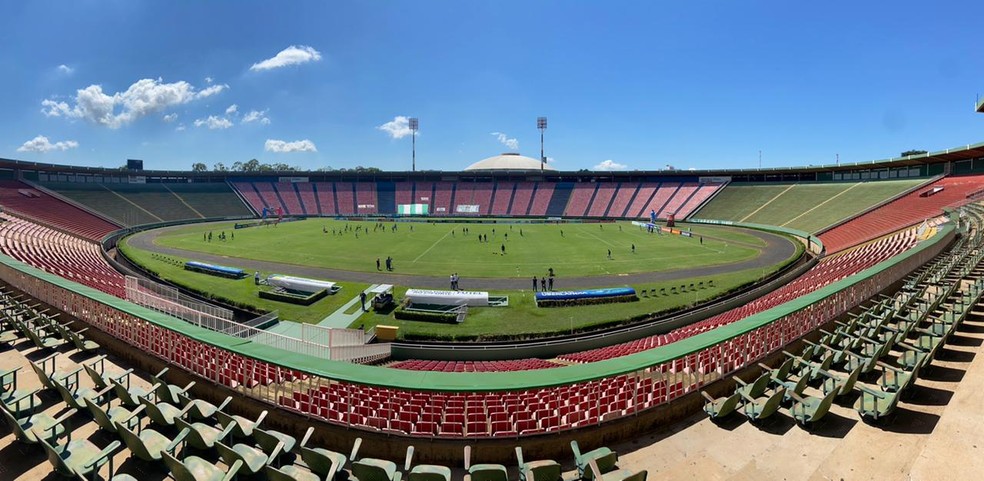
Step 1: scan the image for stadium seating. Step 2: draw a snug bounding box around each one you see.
[274,182,305,215]
[388,359,561,373]
[527,182,554,216]
[658,182,698,219]
[296,181,318,215]
[624,182,659,220]
[586,183,617,217]
[489,182,517,216]
[564,183,597,217]
[315,182,338,215]
[356,182,379,214]
[606,182,639,219]
[0,181,119,239]
[819,174,984,253]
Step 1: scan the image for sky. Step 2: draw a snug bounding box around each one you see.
[1,1,983,173]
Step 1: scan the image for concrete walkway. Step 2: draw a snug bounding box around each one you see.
[317,284,380,329]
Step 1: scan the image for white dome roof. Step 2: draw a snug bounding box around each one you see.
[464,153,555,171]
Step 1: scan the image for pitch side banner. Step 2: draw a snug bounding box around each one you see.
[405,289,489,307]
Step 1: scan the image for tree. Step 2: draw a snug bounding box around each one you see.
[213,162,228,172]
[191,162,207,172]
[242,159,261,172]
[901,150,927,157]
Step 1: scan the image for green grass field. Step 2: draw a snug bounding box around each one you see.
[120,219,801,340]
[147,219,764,278]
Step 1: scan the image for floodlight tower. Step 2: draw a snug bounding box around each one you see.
[409,117,419,172]
[537,116,547,172]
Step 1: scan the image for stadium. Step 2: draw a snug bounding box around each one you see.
[4,136,984,480]
[6,3,984,479]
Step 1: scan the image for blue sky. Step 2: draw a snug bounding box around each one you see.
[1,1,983,172]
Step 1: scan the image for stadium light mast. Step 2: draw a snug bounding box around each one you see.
[537,116,548,172]
[409,117,419,172]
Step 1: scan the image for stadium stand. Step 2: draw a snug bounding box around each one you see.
[646,182,680,219]
[335,182,356,214]
[0,180,119,240]
[818,174,984,254]
[624,182,659,219]
[564,183,597,217]
[231,181,267,214]
[166,183,253,219]
[693,179,925,233]
[510,181,536,216]
[315,182,338,215]
[432,181,454,215]
[296,181,318,215]
[675,182,723,219]
[528,182,555,216]
[489,181,516,215]
[355,182,379,214]
[586,183,617,217]
[606,182,639,218]
[0,214,125,297]
[558,228,922,364]
[657,182,697,218]
[274,182,305,215]
[255,182,288,214]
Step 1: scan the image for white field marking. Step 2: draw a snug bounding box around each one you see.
[739,184,797,223]
[780,183,862,227]
[412,228,454,263]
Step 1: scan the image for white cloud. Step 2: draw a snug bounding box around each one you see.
[162,113,178,123]
[491,132,519,150]
[16,135,78,153]
[41,77,228,129]
[225,104,238,115]
[377,115,414,139]
[594,159,628,171]
[205,76,213,84]
[242,109,271,125]
[57,64,73,75]
[265,139,317,153]
[250,45,322,72]
[175,124,186,131]
[194,115,233,129]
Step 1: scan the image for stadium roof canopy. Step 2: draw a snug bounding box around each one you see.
[464,153,556,171]
[977,96,984,113]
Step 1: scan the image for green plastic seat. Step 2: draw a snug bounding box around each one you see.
[301,445,348,480]
[778,374,810,403]
[216,409,267,440]
[405,445,451,481]
[571,440,619,480]
[820,364,862,398]
[732,373,771,400]
[83,389,140,434]
[151,367,195,406]
[162,450,243,481]
[179,393,232,421]
[0,398,70,444]
[758,357,795,387]
[515,446,561,481]
[140,396,186,428]
[464,445,508,481]
[255,426,299,463]
[789,389,839,427]
[351,438,402,481]
[174,416,235,451]
[855,386,900,422]
[114,407,188,464]
[740,387,785,423]
[35,427,121,480]
[877,363,914,393]
[265,464,321,481]
[83,355,132,391]
[216,439,282,476]
[700,391,740,420]
[111,378,153,409]
[53,375,102,411]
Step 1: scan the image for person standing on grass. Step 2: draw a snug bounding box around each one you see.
[541,277,547,291]
[501,243,506,255]
[360,291,367,312]
[548,276,554,291]
[532,276,538,291]
[608,248,612,259]
[632,244,636,254]
[450,273,455,290]
[376,258,381,271]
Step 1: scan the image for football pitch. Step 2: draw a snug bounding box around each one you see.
[145,219,766,278]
